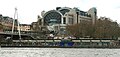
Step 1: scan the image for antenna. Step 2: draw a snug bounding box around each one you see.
[12,8,21,43]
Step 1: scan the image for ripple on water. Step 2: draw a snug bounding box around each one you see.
[1,48,120,57]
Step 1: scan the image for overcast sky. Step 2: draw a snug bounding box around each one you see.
[0,0,120,24]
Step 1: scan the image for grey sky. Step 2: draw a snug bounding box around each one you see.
[0,0,120,24]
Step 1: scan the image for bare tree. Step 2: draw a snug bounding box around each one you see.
[66,18,120,38]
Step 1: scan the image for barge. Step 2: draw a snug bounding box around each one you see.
[1,38,120,48]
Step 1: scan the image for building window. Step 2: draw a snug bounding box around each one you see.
[63,17,66,24]
[39,19,42,25]
[69,18,73,24]
[87,14,91,17]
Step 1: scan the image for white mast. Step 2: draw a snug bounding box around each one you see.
[12,8,21,41]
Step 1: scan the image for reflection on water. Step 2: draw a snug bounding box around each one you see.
[0,48,120,57]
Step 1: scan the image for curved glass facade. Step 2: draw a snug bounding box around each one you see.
[59,9,70,15]
[44,10,62,26]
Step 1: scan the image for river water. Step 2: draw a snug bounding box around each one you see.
[0,48,120,57]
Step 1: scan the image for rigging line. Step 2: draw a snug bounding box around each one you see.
[16,9,21,40]
[11,8,16,38]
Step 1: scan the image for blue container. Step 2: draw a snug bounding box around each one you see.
[60,42,64,47]
[67,42,74,47]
